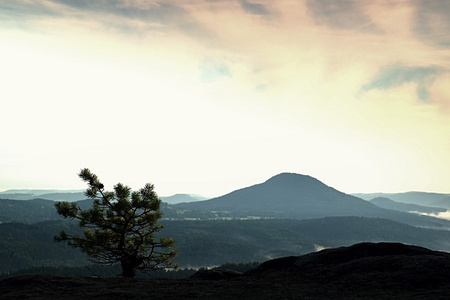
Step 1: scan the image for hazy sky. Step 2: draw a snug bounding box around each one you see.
[1,0,449,197]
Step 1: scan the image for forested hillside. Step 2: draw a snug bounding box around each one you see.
[0,221,86,274]
[3,217,450,276]
[0,199,59,223]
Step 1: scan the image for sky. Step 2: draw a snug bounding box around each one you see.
[0,0,449,198]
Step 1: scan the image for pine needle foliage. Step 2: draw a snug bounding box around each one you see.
[55,168,177,278]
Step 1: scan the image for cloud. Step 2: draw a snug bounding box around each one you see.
[238,0,270,16]
[358,64,445,102]
[306,0,381,33]
[0,2,57,24]
[2,0,450,195]
[417,210,450,221]
[413,0,450,47]
[48,0,198,31]
[0,0,214,40]
[47,0,162,15]
[199,58,232,83]
[314,244,326,252]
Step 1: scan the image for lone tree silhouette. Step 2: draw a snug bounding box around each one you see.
[55,168,177,278]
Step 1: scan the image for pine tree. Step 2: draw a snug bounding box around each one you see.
[55,168,177,278]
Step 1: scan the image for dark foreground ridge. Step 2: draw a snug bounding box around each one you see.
[2,242,450,299]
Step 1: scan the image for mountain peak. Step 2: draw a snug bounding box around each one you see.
[176,172,383,219]
[263,173,327,190]
[265,173,319,183]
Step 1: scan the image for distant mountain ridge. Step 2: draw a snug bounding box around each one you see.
[0,189,83,194]
[176,173,450,228]
[0,190,85,202]
[353,192,450,208]
[370,197,447,214]
[2,174,450,228]
[160,194,209,204]
[0,190,208,204]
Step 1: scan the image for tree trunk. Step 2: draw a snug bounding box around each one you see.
[121,260,136,278]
